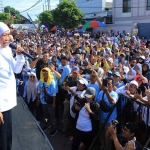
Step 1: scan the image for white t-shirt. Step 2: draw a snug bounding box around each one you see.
[69,87,85,118]
[76,102,92,132]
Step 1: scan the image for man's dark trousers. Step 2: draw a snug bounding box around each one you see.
[0,109,12,150]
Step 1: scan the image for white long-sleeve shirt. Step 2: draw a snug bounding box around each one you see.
[0,46,25,112]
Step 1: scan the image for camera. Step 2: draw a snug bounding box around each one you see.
[111,120,119,127]
[76,102,81,107]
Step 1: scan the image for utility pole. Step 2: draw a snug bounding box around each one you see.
[47,0,51,11]
[43,4,44,11]
[0,0,3,12]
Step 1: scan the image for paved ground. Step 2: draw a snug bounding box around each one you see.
[12,95,71,150]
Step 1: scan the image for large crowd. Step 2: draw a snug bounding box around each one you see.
[9,24,150,150]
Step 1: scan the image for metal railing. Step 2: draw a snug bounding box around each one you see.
[89,94,150,150]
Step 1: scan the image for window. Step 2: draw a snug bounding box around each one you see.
[147,0,150,10]
[123,0,131,13]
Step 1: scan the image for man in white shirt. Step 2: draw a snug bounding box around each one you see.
[0,22,25,150]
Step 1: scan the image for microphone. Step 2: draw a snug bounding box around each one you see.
[9,43,35,60]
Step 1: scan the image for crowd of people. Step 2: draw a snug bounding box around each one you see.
[1,15,150,150]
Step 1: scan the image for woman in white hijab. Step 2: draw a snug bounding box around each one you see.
[23,72,38,115]
[0,22,25,150]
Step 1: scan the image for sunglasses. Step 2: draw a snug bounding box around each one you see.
[42,71,48,74]
[30,76,35,78]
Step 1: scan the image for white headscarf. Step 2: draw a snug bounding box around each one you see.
[0,22,10,35]
[26,72,38,103]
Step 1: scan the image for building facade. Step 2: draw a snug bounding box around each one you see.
[113,0,150,24]
[59,0,112,20]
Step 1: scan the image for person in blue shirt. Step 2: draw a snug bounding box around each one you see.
[97,77,118,150]
[57,56,71,86]
[87,72,100,101]
[113,72,125,89]
[37,67,57,136]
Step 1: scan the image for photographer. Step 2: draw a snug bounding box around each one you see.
[106,122,141,150]
[97,77,119,150]
[70,87,100,150]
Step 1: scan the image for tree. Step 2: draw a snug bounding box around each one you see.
[4,6,22,23]
[38,11,54,30]
[0,12,9,22]
[52,0,84,29]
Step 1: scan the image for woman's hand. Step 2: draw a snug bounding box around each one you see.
[16,46,24,55]
[0,112,4,125]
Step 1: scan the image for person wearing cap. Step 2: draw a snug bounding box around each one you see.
[138,56,145,65]
[61,66,81,133]
[116,80,138,98]
[63,78,88,135]
[0,22,25,150]
[106,122,141,150]
[113,72,125,89]
[69,87,100,150]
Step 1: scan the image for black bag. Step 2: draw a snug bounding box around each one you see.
[100,92,113,112]
[43,83,53,104]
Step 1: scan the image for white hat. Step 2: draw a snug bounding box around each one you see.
[78,78,88,86]
[107,57,113,63]
[0,22,10,35]
[123,66,129,74]
[129,80,138,88]
[139,55,145,60]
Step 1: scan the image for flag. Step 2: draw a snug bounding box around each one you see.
[27,13,37,29]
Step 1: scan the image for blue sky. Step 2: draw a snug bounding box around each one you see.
[3,0,112,21]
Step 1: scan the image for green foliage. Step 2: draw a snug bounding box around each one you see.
[52,0,84,29]
[0,12,9,22]
[38,11,54,30]
[4,6,22,23]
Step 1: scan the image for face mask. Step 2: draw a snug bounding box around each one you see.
[126,74,134,80]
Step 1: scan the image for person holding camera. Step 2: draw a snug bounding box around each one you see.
[70,87,100,150]
[97,77,119,150]
[106,122,141,150]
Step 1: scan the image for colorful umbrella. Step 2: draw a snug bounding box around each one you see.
[83,21,105,28]
[51,26,57,31]
[17,25,26,30]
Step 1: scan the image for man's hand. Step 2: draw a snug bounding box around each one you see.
[49,64,55,72]
[102,85,108,93]
[85,103,92,113]
[145,86,150,98]
[108,125,117,138]
[125,141,136,150]
[0,112,4,125]
[16,46,24,55]
[75,104,81,110]
[134,92,142,100]
[37,99,40,106]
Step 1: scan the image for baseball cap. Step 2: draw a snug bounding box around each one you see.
[139,55,145,60]
[107,57,113,63]
[78,78,88,86]
[129,80,138,88]
[84,87,96,98]
[114,72,121,77]
[72,66,80,74]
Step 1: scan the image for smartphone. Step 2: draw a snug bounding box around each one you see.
[103,79,107,87]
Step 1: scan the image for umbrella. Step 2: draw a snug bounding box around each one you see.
[51,26,57,31]
[83,21,105,28]
[17,25,26,30]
